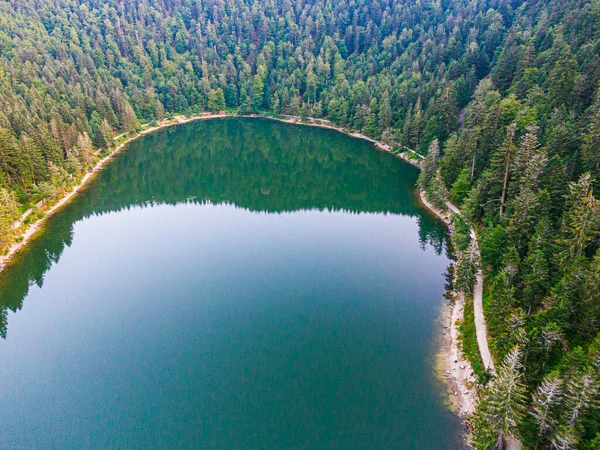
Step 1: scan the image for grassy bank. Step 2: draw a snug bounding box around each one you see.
[459,293,487,382]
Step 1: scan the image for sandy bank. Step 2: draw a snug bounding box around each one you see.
[418,192,478,419]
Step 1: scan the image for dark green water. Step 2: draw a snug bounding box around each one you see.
[0,118,460,448]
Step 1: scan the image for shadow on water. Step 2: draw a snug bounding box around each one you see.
[0,117,447,338]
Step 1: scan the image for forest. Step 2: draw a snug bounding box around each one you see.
[0,0,599,447]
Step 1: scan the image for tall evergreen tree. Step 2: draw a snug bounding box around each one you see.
[473,347,528,449]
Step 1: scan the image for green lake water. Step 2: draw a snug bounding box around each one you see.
[0,118,461,448]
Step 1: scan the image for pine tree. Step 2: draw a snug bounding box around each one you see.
[439,133,463,186]
[450,168,471,206]
[120,101,140,132]
[588,334,600,374]
[0,188,18,253]
[362,99,379,137]
[378,90,392,133]
[456,240,480,295]
[306,71,317,106]
[251,75,265,112]
[550,369,600,449]
[494,123,517,219]
[0,127,30,186]
[522,247,550,310]
[564,369,599,428]
[426,170,449,211]
[551,425,580,450]
[437,85,457,140]
[480,225,508,271]
[156,100,166,120]
[507,125,547,251]
[208,88,226,112]
[402,107,413,147]
[451,213,472,252]
[511,124,541,193]
[557,174,600,266]
[20,133,46,184]
[507,186,539,252]
[575,251,600,340]
[65,148,83,176]
[487,270,517,352]
[90,112,107,149]
[548,45,577,108]
[474,346,528,449]
[581,90,600,171]
[100,120,113,149]
[76,132,94,169]
[410,98,423,149]
[463,175,489,222]
[531,373,563,436]
[417,139,440,190]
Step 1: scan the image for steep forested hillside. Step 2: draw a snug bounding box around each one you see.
[0,0,599,447]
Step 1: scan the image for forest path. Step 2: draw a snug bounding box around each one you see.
[469,225,495,373]
[444,201,495,372]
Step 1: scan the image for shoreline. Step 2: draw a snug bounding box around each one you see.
[0,112,228,274]
[253,114,424,164]
[418,191,478,423]
[0,111,479,445]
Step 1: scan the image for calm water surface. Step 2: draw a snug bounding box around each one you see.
[0,118,460,448]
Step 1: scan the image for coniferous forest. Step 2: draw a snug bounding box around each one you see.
[0,0,599,447]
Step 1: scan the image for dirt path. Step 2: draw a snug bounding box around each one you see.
[440,197,495,372]
[455,219,495,372]
[473,253,495,372]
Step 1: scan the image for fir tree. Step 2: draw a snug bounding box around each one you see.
[426,170,449,211]
[494,123,517,219]
[456,240,480,295]
[0,188,18,252]
[208,89,226,112]
[581,91,600,171]
[473,346,528,449]
[450,167,472,206]
[531,372,563,436]
[557,174,600,267]
[417,139,440,190]
[378,90,392,134]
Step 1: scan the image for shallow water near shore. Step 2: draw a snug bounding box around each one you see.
[0,118,461,448]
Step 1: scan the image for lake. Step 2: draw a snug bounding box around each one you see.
[0,118,461,448]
